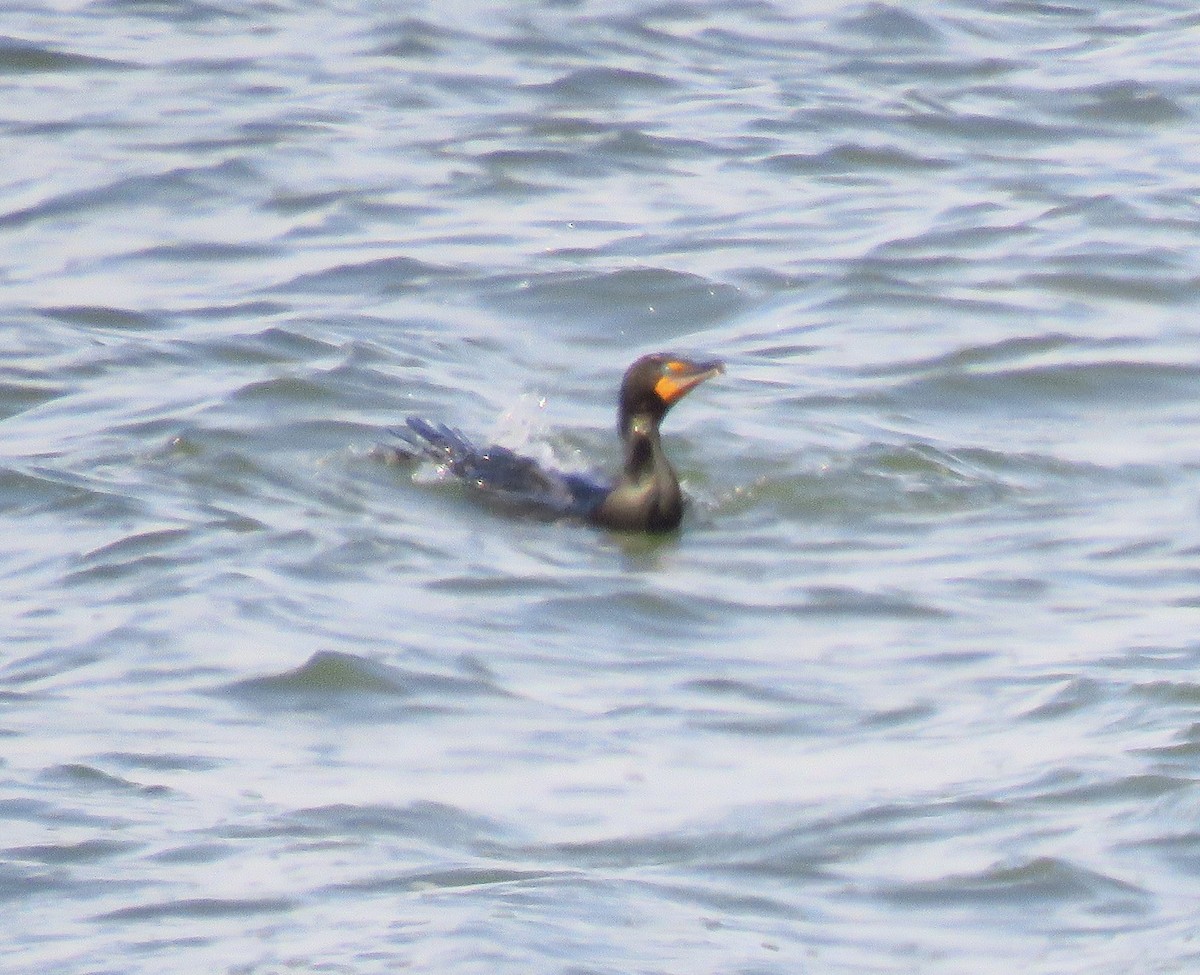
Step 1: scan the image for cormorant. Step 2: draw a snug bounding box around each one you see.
[387,353,723,532]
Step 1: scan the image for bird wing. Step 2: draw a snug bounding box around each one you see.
[397,417,610,521]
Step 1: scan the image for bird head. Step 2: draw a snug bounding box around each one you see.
[617,353,724,437]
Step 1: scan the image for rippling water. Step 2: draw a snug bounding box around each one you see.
[4,2,1200,972]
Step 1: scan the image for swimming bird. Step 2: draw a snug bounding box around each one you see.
[388,353,724,532]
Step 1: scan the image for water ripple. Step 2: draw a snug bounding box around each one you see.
[220,650,513,716]
[3,0,1200,971]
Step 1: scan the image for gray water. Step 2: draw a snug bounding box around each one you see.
[4,1,1200,972]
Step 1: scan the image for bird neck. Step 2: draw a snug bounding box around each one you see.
[620,414,675,488]
[593,412,684,532]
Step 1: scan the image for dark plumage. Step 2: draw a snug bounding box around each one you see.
[387,353,723,533]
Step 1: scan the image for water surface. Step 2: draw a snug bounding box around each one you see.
[3,2,1200,973]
